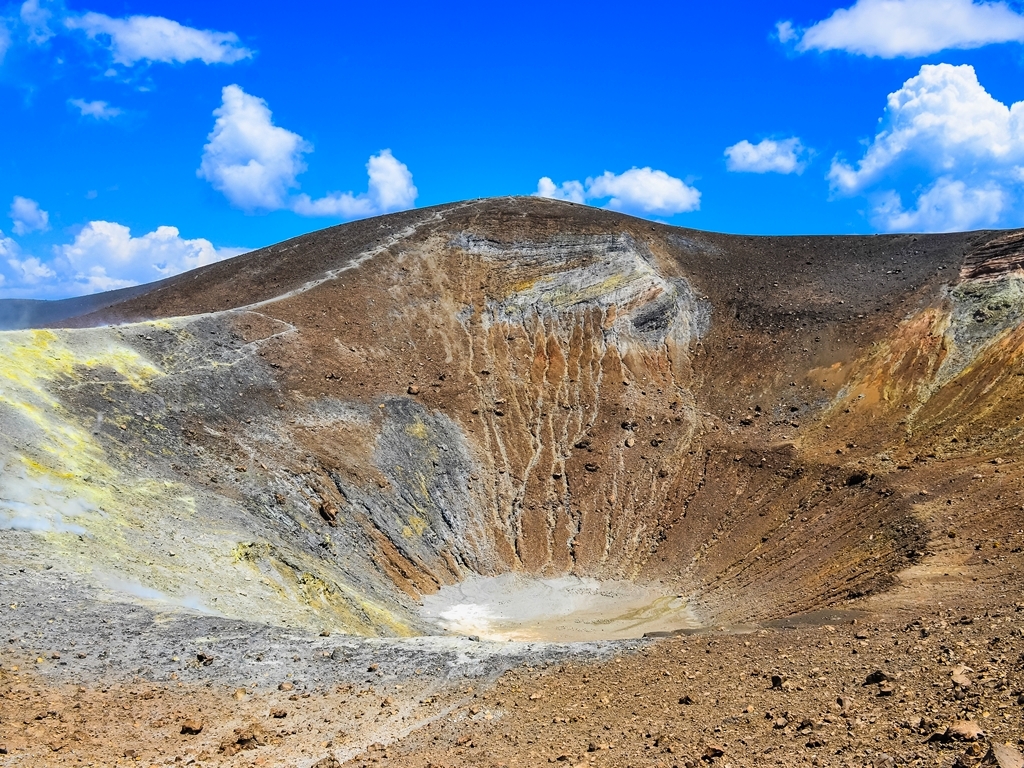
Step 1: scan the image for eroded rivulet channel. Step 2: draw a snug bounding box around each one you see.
[3,197,1023,649]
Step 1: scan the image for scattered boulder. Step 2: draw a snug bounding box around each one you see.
[278,681,294,691]
[947,721,985,742]
[863,670,889,686]
[219,724,270,756]
[180,720,204,735]
[270,708,287,719]
[929,720,986,743]
[319,502,338,526]
[985,743,1024,768]
[951,665,973,688]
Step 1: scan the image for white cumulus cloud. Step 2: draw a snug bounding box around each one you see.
[9,196,49,235]
[724,137,808,174]
[784,0,1024,58]
[0,221,247,298]
[534,167,700,216]
[872,178,1006,232]
[0,230,18,256]
[535,178,586,204]
[65,11,252,66]
[69,98,122,119]
[7,255,55,284]
[830,63,1024,231]
[1,225,55,285]
[830,64,1024,194]
[0,231,22,287]
[57,221,246,293]
[291,150,418,218]
[199,85,418,219]
[198,84,311,212]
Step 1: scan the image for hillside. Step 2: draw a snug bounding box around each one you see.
[1,197,1022,766]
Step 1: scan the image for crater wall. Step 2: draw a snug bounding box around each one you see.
[2,197,1022,634]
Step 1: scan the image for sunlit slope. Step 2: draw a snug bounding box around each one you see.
[2,197,1021,633]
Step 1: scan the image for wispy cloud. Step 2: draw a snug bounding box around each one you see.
[20,0,54,44]
[69,98,121,119]
[6,1,252,68]
[65,11,253,66]
[780,0,1024,58]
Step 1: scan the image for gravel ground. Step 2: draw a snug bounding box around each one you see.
[352,607,1024,768]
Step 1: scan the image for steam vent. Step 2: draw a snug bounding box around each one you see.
[3,197,1024,766]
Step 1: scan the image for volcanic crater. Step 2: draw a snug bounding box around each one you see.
[2,197,1023,767]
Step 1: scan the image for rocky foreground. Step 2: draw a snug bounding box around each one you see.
[3,601,1023,767]
[365,610,1024,768]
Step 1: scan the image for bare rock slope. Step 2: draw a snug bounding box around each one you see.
[4,197,1024,629]
[3,197,1024,766]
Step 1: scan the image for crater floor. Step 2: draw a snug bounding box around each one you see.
[420,575,698,642]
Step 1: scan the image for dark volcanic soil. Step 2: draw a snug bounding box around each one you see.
[2,197,1024,767]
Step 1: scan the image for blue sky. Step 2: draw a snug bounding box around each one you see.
[3,0,1024,298]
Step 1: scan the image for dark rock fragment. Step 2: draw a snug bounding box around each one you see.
[863,670,888,686]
